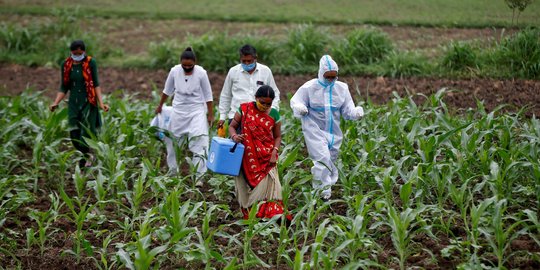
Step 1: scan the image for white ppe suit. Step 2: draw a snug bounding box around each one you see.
[290,55,364,197]
[159,64,213,177]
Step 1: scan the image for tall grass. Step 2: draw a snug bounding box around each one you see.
[2,18,539,79]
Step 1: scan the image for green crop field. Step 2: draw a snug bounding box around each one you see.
[1,0,540,269]
[0,90,539,269]
[2,0,540,27]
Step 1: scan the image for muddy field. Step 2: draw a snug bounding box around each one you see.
[1,63,539,116]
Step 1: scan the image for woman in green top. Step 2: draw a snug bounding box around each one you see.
[49,40,109,167]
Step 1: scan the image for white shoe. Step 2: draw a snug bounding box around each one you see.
[321,189,331,201]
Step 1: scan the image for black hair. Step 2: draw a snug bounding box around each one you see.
[239,44,257,57]
[70,40,86,51]
[255,85,275,99]
[180,47,196,61]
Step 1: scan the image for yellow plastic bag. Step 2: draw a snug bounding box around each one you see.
[217,125,226,137]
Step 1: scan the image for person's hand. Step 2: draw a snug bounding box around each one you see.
[292,104,308,116]
[217,120,225,129]
[207,115,215,128]
[269,149,278,164]
[354,106,364,118]
[49,103,59,112]
[101,103,110,112]
[155,105,162,114]
[231,134,245,143]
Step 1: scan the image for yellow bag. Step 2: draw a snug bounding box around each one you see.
[217,125,226,138]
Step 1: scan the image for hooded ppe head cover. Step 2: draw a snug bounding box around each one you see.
[317,55,339,87]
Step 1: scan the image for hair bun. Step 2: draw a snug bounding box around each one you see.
[185,47,193,52]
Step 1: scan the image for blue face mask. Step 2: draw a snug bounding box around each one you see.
[325,78,336,85]
[319,77,337,87]
[71,53,85,61]
[241,62,256,72]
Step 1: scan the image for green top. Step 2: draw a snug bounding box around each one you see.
[238,102,281,123]
[60,58,100,109]
[59,58,102,133]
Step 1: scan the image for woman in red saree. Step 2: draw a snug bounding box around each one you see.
[229,85,292,222]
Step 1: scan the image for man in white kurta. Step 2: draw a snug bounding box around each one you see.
[158,63,213,179]
[218,44,280,127]
[290,55,364,200]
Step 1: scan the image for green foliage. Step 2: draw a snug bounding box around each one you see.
[286,24,330,66]
[1,89,539,268]
[441,41,480,72]
[505,0,533,24]
[147,40,182,69]
[332,28,394,65]
[490,27,540,79]
[380,51,431,77]
[0,8,103,66]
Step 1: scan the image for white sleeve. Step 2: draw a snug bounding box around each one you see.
[218,69,234,120]
[200,70,213,102]
[163,68,175,96]
[290,84,309,118]
[340,86,359,120]
[267,69,280,110]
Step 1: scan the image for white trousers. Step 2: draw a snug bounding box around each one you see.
[167,104,209,178]
[165,134,208,177]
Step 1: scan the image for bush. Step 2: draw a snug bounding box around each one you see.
[441,41,479,71]
[286,24,330,65]
[491,28,540,78]
[332,28,394,66]
[148,40,182,69]
[380,51,431,78]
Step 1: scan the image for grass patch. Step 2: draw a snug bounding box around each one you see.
[1,0,540,27]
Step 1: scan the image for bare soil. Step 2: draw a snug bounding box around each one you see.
[1,63,539,116]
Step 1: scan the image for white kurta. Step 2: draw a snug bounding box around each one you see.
[162,64,213,177]
[290,55,363,195]
[218,63,280,120]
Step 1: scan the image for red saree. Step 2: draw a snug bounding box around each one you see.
[240,102,276,188]
[238,102,292,221]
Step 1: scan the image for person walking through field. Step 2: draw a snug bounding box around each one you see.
[290,55,364,201]
[155,47,214,186]
[50,40,109,168]
[229,85,292,223]
[217,44,280,130]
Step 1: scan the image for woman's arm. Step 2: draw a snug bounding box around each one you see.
[155,93,169,114]
[95,86,109,112]
[269,121,282,164]
[229,112,245,143]
[49,92,66,112]
[206,101,214,127]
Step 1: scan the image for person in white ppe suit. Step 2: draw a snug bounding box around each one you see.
[290,55,364,200]
[155,47,214,185]
[217,44,280,130]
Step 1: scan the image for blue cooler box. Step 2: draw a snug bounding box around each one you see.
[207,137,245,176]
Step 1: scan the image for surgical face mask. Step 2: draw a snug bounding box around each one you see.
[182,66,194,73]
[241,62,256,72]
[71,53,85,61]
[325,77,337,85]
[256,100,271,111]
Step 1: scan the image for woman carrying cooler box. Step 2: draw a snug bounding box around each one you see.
[229,85,292,222]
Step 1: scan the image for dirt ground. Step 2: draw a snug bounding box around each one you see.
[1,63,539,116]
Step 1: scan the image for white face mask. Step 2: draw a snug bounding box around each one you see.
[71,53,85,61]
